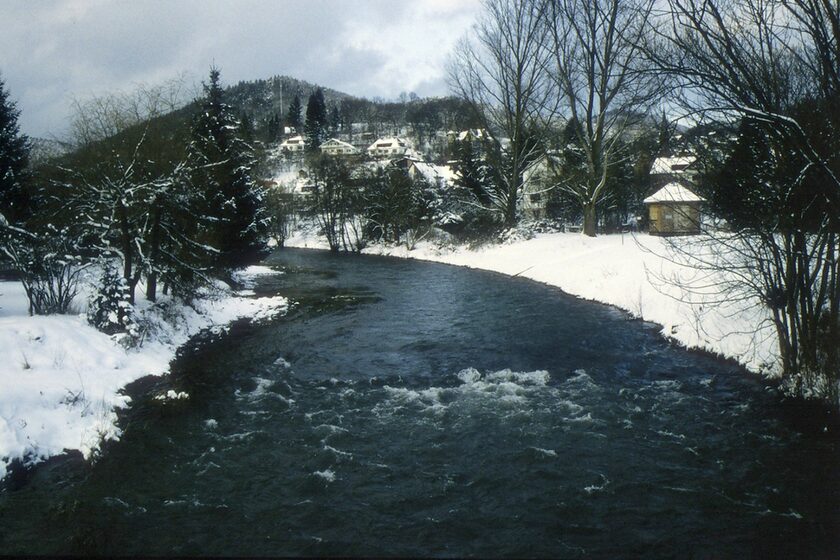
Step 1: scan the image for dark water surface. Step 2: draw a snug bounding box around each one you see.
[1,248,838,557]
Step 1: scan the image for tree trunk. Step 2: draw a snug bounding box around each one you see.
[505,192,518,227]
[583,202,597,237]
[145,200,162,302]
[118,203,135,303]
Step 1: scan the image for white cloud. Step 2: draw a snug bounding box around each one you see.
[0,0,480,138]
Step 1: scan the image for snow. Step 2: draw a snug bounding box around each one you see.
[643,182,705,203]
[286,227,778,378]
[650,156,696,175]
[0,269,287,480]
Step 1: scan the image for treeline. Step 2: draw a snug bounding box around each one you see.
[0,68,266,340]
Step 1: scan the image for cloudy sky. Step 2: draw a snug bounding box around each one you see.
[1,0,481,139]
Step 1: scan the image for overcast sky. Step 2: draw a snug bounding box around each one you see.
[1,0,480,139]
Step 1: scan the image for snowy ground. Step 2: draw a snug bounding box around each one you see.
[286,226,779,379]
[0,265,287,480]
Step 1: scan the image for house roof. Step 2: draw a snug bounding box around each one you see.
[651,156,696,175]
[456,129,487,141]
[367,137,408,151]
[320,138,358,150]
[281,135,305,146]
[644,182,704,204]
[409,161,454,186]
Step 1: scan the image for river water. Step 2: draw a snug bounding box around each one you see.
[1,248,838,557]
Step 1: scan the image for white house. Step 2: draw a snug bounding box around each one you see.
[650,155,697,188]
[367,137,409,158]
[396,158,454,189]
[320,138,360,156]
[520,154,561,219]
[280,135,306,153]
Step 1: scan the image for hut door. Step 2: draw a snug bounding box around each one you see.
[663,208,674,231]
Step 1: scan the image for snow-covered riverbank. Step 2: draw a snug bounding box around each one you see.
[0,266,287,480]
[286,228,779,379]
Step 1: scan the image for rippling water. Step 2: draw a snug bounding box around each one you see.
[1,248,838,557]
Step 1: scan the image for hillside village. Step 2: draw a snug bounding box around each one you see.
[244,80,715,246]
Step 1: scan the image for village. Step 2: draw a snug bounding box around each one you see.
[263,120,707,241]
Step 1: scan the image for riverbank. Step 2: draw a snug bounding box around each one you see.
[0,266,287,480]
[285,226,780,381]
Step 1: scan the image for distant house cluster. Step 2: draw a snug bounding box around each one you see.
[271,121,708,236]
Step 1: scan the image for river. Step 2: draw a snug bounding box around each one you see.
[0,248,837,557]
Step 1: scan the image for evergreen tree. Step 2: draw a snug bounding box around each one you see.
[304,88,328,151]
[452,137,492,205]
[265,112,281,142]
[0,75,31,225]
[286,95,302,133]
[328,105,341,138]
[656,110,676,156]
[239,111,255,143]
[189,67,267,270]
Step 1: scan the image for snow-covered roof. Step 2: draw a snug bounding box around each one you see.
[409,161,453,186]
[644,182,704,204]
[651,156,696,175]
[320,138,359,152]
[367,137,408,151]
[280,135,305,146]
[456,129,487,141]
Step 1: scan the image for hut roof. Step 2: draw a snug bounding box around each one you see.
[650,156,696,175]
[643,182,704,204]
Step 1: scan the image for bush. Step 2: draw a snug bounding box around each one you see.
[1,226,86,315]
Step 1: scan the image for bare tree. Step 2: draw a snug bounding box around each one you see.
[448,0,551,226]
[265,183,298,248]
[55,78,216,304]
[547,0,661,236]
[647,0,840,402]
[68,74,190,147]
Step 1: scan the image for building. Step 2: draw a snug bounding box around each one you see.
[320,138,360,156]
[447,129,489,143]
[520,154,560,219]
[280,135,306,153]
[650,155,697,189]
[644,182,704,236]
[367,137,409,158]
[394,157,454,189]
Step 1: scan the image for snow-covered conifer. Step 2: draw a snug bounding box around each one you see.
[189,67,268,271]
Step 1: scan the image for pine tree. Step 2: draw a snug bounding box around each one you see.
[453,138,491,205]
[239,111,255,143]
[286,95,302,134]
[304,88,328,151]
[265,112,281,142]
[328,105,341,138]
[0,75,31,225]
[189,67,267,270]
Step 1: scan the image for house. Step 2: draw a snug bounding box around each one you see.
[447,129,488,143]
[367,137,409,158]
[520,154,560,219]
[280,135,306,153]
[320,138,360,156]
[650,155,697,189]
[394,157,454,189]
[643,182,704,236]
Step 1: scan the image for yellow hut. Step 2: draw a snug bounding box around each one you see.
[644,182,704,236]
